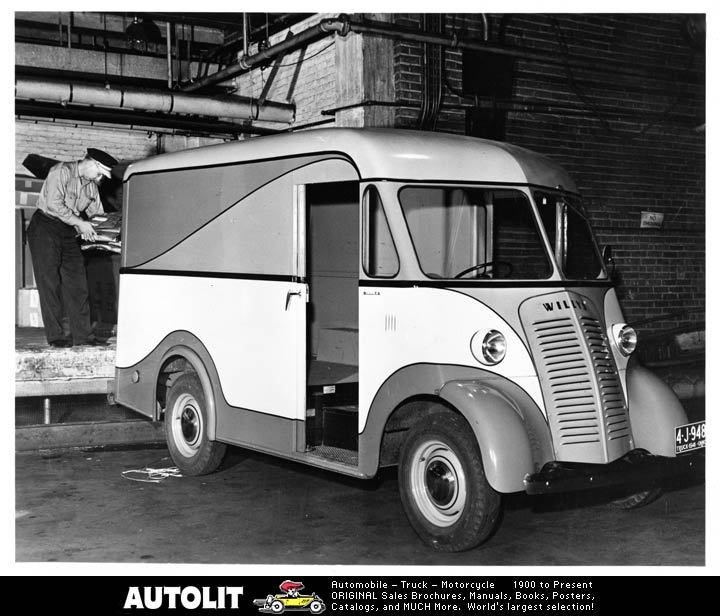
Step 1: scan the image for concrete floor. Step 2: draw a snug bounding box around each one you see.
[15,444,705,565]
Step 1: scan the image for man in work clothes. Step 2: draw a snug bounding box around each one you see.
[27,148,118,347]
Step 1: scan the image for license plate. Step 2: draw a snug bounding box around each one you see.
[675,420,705,455]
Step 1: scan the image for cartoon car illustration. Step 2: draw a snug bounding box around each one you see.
[253,581,325,614]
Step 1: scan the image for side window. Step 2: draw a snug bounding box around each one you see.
[362,185,399,277]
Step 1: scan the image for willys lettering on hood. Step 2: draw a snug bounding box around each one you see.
[541,297,590,313]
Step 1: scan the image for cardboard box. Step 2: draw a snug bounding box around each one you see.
[17,288,44,328]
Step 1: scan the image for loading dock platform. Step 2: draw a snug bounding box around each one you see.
[15,327,115,423]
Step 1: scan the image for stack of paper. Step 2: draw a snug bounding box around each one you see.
[81,212,122,254]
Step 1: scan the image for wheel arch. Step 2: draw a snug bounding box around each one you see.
[377,394,458,467]
[115,330,222,440]
[158,344,218,441]
[360,363,554,492]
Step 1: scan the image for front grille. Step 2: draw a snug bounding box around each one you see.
[534,316,600,447]
[521,292,633,463]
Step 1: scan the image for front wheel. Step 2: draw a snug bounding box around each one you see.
[164,372,226,476]
[398,409,502,552]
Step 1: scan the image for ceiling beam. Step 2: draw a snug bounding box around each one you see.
[15,18,220,62]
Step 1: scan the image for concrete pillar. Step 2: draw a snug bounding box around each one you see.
[334,14,395,128]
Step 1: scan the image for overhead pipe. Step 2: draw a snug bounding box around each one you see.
[182,13,662,96]
[166,21,173,89]
[15,77,295,123]
[175,23,181,85]
[320,97,700,126]
[182,16,351,92]
[242,13,249,58]
[480,14,489,41]
[16,101,282,137]
[348,17,659,80]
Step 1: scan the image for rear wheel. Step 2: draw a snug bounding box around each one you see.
[398,409,502,552]
[165,372,226,476]
[610,487,663,510]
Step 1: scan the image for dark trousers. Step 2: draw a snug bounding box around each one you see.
[27,210,92,344]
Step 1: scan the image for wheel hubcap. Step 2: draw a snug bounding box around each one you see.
[426,460,456,507]
[410,439,467,527]
[181,407,200,443]
[172,392,203,457]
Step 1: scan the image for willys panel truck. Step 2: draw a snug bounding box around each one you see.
[114,128,703,551]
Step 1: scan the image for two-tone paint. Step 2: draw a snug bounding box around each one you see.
[115,128,687,493]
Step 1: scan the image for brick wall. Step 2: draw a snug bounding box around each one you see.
[15,121,159,174]
[235,13,339,130]
[14,122,229,173]
[13,13,705,338]
[391,13,705,336]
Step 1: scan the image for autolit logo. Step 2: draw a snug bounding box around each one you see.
[253,580,326,614]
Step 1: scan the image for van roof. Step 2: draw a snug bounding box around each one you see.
[123,128,578,192]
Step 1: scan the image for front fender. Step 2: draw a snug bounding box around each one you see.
[439,380,534,493]
[627,361,688,457]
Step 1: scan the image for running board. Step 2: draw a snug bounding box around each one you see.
[292,446,367,478]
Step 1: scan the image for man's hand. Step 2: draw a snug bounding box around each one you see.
[75,220,98,242]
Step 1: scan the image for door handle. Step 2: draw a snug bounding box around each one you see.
[285,290,302,310]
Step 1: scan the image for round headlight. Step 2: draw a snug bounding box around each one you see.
[479,330,506,365]
[616,324,637,356]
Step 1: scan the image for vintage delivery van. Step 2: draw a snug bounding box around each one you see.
[115,128,703,551]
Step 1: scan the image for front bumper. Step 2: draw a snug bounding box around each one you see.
[524,449,704,495]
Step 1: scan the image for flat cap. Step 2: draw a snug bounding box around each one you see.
[86,148,118,178]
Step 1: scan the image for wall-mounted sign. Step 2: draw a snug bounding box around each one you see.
[640,211,664,228]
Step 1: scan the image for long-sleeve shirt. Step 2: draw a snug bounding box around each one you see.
[36,161,104,225]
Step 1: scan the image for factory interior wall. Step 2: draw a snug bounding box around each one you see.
[13,13,705,340]
[233,13,339,131]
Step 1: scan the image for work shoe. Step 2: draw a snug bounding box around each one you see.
[49,339,73,348]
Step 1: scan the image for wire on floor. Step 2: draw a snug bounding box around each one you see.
[121,466,183,483]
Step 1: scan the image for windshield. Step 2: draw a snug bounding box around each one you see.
[535,191,607,280]
[398,186,552,280]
